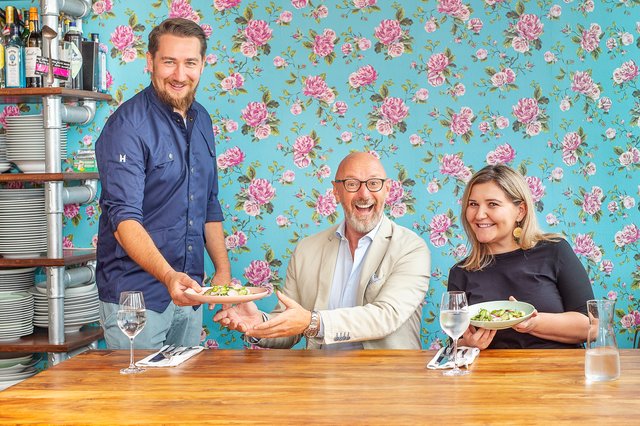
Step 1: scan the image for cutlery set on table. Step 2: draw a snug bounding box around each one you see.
[136,345,205,368]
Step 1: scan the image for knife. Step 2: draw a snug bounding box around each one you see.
[435,344,454,366]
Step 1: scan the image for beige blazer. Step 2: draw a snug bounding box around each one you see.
[259,215,430,349]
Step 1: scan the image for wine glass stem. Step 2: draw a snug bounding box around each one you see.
[129,337,135,369]
[451,338,459,372]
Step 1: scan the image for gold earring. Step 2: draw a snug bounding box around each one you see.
[513,223,523,241]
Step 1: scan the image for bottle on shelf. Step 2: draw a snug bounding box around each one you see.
[0,7,6,88]
[95,34,108,93]
[20,8,30,43]
[25,7,42,88]
[4,5,26,88]
[63,18,83,90]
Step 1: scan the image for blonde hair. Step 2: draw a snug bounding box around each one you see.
[459,165,561,271]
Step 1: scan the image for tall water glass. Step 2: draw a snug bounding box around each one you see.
[585,299,620,382]
[117,291,147,375]
[439,291,471,376]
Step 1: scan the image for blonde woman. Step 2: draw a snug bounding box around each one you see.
[447,165,594,349]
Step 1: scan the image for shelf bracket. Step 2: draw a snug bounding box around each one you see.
[61,100,97,125]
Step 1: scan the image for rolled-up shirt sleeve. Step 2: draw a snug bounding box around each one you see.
[97,119,147,232]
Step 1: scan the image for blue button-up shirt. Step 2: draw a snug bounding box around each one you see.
[96,84,223,312]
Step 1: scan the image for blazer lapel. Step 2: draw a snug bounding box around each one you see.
[356,216,392,303]
[314,229,340,310]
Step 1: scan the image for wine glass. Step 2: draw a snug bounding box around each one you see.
[439,291,471,376]
[117,291,147,375]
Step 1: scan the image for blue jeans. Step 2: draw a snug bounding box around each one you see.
[100,301,202,349]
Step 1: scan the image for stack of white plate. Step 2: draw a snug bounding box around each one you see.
[4,114,68,173]
[0,353,38,391]
[30,282,100,333]
[0,133,10,173]
[0,267,36,292]
[0,188,46,258]
[0,291,34,341]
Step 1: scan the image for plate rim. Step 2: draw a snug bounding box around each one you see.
[184,286,270,304]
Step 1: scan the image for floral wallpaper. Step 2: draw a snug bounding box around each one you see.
[2,0,639,349]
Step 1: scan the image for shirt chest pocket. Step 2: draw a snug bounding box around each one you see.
[150,150,176,170]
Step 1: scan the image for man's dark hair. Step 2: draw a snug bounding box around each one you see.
[148,18,207,58]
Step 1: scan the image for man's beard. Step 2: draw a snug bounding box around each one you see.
[156,79,198,112]
[344,198,382,235]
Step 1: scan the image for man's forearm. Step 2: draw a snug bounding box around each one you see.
[115,219,174,285]
[204,221,232,280]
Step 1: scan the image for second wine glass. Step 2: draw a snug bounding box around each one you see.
[117,291,147,375]
[439,291,471,376]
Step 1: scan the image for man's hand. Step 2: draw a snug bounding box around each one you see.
[460,325,496,350]
[213,301,263,333]
[245,291,311,339]
[163,270,202,307]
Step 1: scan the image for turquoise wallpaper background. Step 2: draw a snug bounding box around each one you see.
[3,0,639,349]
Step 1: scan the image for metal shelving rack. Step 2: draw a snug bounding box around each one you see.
[0,0,111,365]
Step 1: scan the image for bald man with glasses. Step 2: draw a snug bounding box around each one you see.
[214,152,430,349]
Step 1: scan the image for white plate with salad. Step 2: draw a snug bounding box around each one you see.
[184,285,269,305]
[469,300,535,330]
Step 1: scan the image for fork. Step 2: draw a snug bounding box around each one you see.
[149,344,178,362]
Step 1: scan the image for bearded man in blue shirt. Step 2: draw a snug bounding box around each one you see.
[96,18,231,349]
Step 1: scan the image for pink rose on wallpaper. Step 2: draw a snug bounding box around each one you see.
[511,37,529,53]
[357,37,372,50]
[316,189,337,217]
[241,102,268,127]
[243,200,260,216]
[169,0,199,23]
[494,116,509,129]
[621,311,640,329]
[525,176,545,203]
[437,0,470,21]
[224,119,239,133]
[389,202,407,218]
[303,75,330,99]
[388,42,405,57]
[512,98,540,124]
[290,102,303,115]
[349,65,378,88]
[240,42,258,58]
[612,60,639,84]
[385,180,404,206]
[516,14,544,41]
[294,153,311,168]
[244,260,272,287]
[600,260,614,275]
[430,213,452,234]
[467,18,483,33]
[580,28,600,53]
[374,20,402,45]
[478,121,490,134]
[414,88,429,101]
[0,105,20,126]
[427,52,449,73]
[276,215,291,227]
[245,20,273,46]
[341,43,353,55]
[429,232,448,247]
[582,190,603,215]
[571,71,596,95]
[450,107,473,136]
[281,170,296,183]
[293,135,315,156]
[573,234,602,263]
[380,97,409,124]
[428,72,445,87]
[376,119,393,136]
[85,205,96,218]
[254,124,271,140]
[217,146,245,170]
[562,132,582,151]
[313,31,336,57]
[64,203,80,219]
[92,0,113,15]
[63,236,74,249]
[440,154,471,182]
[278,11,293,24]
[225,231,247,250]
[110,25,135,50]
[214,0,241,11]
[200,24,213,39]
[476,49,487,60]
[121,47,136,63]
[333,101,348,115]
[525,121,542,136]
[291,0,308,9]
[248,179,276,205]
[316,165,331,179]
[615,224,640,247]
[562,150,578,166]
[486,144,516,165]
[354,0,377,7]
[424,19,437,33]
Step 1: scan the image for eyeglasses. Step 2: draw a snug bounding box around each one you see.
[334,178,387,193]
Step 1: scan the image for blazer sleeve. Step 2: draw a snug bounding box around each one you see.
[319,232,430,344]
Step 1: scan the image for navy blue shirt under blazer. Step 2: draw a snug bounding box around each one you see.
[96,84,224,312]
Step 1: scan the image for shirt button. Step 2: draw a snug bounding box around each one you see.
[168,153,173,160]
[189,194,194,201]
[190,167,195,174]
[188,245,193,252]
[189,220,193,226]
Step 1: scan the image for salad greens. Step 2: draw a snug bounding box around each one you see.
[471,308,525,322]
[204,284,250,297]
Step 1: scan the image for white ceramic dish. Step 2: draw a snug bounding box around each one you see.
[184,286,269,305]
[469,300,535,330]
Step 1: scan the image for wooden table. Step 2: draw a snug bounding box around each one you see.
[1,349,638,424]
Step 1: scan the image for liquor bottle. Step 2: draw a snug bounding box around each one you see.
[63,19,82,89]
[20,8,30,43]
[0,7,6,88]
[4,6,26,88]
[25,7,42,88]
[91,33,107,92]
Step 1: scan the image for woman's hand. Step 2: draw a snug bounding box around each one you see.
[508,296,539,334]
[460,325,496,350]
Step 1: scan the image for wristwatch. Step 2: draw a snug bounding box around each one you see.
[303,310,320,338]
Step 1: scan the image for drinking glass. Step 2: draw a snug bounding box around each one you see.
[585,299,620,382]
[439,291,471,376]
[117,291,147,375]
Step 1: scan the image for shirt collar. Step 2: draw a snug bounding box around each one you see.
[335,216,383,243]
